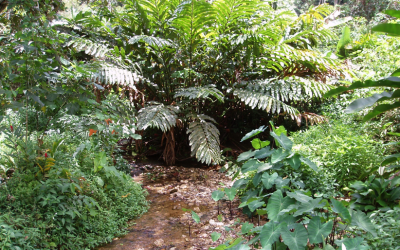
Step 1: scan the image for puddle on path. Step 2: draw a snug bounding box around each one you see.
[97,163,248,250]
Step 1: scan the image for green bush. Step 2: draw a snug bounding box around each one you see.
[290,118,384,193]
[0,113,148,249]
[366,207,400,249]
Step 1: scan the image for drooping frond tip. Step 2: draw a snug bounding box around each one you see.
[187,114,222,165]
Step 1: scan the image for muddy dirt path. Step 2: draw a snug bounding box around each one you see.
[97,163,250,250]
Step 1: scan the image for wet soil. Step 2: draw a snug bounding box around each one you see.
[97,162,250,250]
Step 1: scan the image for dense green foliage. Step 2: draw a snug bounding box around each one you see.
[290,118,384,192]
[210,127,376,249]
[1,0,400,249]
[0,103,148,249]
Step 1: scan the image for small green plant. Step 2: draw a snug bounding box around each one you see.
[347,174,400,211]
[182,208,200,238]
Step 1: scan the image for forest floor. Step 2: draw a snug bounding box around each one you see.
[97,161,258,250]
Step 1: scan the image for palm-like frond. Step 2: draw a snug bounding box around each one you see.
[128,35,175,48]
[172,0,215,46]
[234,87,299,118]
[298,4,333,26]
[137,103,179,132]
[66,36,110,58]
[212,0,259,34]
[137,0,179,31]
[187,114,222,165]
[174,86,224,103]
[89,62,141,89]
[234,77,331,118]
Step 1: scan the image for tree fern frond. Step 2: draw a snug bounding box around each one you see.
[137,103,179,132]
[187,114,221,165]
[174,86,224,103]
[66,37,110,58]
[234,77,331,119]
[234,86,300,118]
[88,62,141,89]
[128,35,176,48]
[212,0,259,34]
[172,0,215,45]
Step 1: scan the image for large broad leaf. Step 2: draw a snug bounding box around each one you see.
[262,172,279,189]
[330,199,352,223]
[337,26,351,52]
[267,190,295,221]
[253,173,262,186]
[286,190,313,203]
[324,77,400,98]
[232,178,249,189]
[241,126,267,142]
[287,153,301,170]
[225,187,237,201]
[260,221,286,247]
[293,198,325,216]
[212,190,225,201]
[384,9,400,18]
[257,162,273,173]
[270,132,293,151]
[237,150,256,162]
[281,223,308,250]
[345,91,393,113]
[381,153,400,166]
[254,147,274,159]
[338,237,365,250]
[241,159,263,173]
[251,138,270,150]
[300,156,318,171]
[363,102,400,121]
[271,148,290,164]
[241,222,254,234]
[308,217,334,244]
[248,200,265,212]
[372,23,400,36]
[350,210,377,237]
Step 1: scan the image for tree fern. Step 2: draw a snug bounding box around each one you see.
[187,114,222,165]
[137,103,179,132]
[174,86,224,103]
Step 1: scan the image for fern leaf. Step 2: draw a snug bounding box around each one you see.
[213,0,259,34]
[174,86,224,103]
[137,103,179,132]
[128,35,176,48]
[89,62,141,89]
[67,37,109,58]
[187,114,221,165]
[172,0,215,46]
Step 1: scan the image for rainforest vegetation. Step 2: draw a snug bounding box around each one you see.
[1,0,400,249]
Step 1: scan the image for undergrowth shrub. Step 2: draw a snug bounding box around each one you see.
[290,118,384,193]
[366,207,400,249]
[0,117,148,249]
